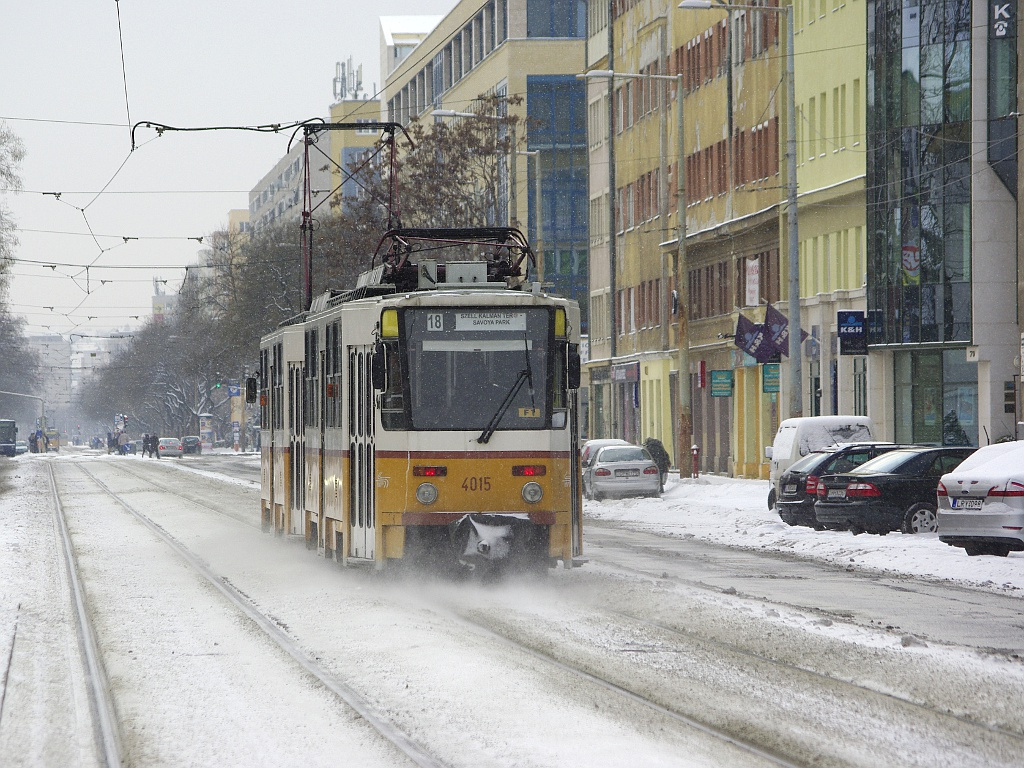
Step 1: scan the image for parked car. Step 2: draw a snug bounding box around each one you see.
[774,442,905,528]
[581,438,629,467]
[182,436,202,455]
[581,438,629,497]
[814,446,975,534]
[938,441,1024,557]
[14,440,27,455]
[765,415,875,509]
[585,444,661,500]
[158,437,184,458]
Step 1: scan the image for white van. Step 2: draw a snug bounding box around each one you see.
[765,415,875,508]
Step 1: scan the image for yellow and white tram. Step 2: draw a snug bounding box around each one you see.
[255,228,583,574]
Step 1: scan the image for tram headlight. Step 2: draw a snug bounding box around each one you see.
[416,482,438,505]
[522,481,543,504]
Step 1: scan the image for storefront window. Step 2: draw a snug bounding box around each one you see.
[893,349,977,445]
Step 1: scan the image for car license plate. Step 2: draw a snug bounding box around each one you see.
[827,488,846,500]
[615,469,640,477]
[951,498,983,510]
[784,484,798,494]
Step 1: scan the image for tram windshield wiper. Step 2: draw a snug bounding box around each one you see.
[478,336,535,445]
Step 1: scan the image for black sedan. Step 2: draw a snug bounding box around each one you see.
[775,443,906,528]
[813,446,975,535]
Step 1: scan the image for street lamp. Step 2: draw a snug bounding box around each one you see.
[433,109,518,228]
[519,149,543,283]
[679,0,802,418]
[578,68,691,470]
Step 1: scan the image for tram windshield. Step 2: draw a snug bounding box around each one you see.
[399,307,557,432]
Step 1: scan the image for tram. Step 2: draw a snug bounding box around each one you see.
[254,227,583,574]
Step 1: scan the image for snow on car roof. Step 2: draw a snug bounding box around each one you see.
[941,441,1024,483]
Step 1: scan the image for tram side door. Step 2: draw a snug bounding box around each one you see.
[289,362,305,535]
[347,345,375,560]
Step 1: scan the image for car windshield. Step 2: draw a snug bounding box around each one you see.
[850,449,918,474]
[598,447,647,463]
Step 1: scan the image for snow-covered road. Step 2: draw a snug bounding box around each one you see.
[1,449,1022,767]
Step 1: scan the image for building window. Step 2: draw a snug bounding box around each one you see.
[527,0,585,38]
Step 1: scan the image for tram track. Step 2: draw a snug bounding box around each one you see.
[60,459,798,764]
[46,463,123,768]
[598,601,1024,744]
[104,458,261,531]
[55,460,447,768]
[418,592,801,767]
[46,457,1024,765]
[408,571,1024,768]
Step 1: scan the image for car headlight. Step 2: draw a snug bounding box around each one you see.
[416,482,438,505]
[522,481,543,504]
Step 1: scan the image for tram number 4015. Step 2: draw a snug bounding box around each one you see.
[462,477,492,492]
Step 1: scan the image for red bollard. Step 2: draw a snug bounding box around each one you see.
[691,445,700,479]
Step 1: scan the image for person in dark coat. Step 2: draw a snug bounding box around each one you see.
[643,437,671,491]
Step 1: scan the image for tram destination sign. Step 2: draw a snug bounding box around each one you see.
[838,310,867,355]
[454,311,527,331]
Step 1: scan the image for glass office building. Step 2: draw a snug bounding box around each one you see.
[866,0,1018,445]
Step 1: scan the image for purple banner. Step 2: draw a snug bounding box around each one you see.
[734,314,776,364]
[764,303,790,356]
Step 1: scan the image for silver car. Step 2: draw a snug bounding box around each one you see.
[580,438,629,498]
[585,445,661,500]
[937,441,1024,557]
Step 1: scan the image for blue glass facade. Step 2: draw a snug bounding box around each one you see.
[527,75,589,332]
[866,0,972,348]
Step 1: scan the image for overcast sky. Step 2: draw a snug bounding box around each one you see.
[2,0,454,341]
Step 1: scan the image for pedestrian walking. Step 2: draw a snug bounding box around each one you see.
[152,433,161,458]
[643,437,671,492]
[118,430,130,456]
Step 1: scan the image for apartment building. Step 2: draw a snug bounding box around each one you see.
[382,0,590,328]
[583,0,879,476]
[248,139,325,231]
[792,0,869,433]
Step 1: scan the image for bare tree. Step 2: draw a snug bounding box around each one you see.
[78,98,523,433]
[0,122,40,417]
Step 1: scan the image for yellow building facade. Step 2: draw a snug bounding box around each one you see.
[584,0,867,477]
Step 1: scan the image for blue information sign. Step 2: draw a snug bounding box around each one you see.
[838,311,867,355]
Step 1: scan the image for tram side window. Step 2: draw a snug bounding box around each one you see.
[273,344,284,430]
[304,329,318,428]
[260,349,270,428]
[379,341,407,430]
